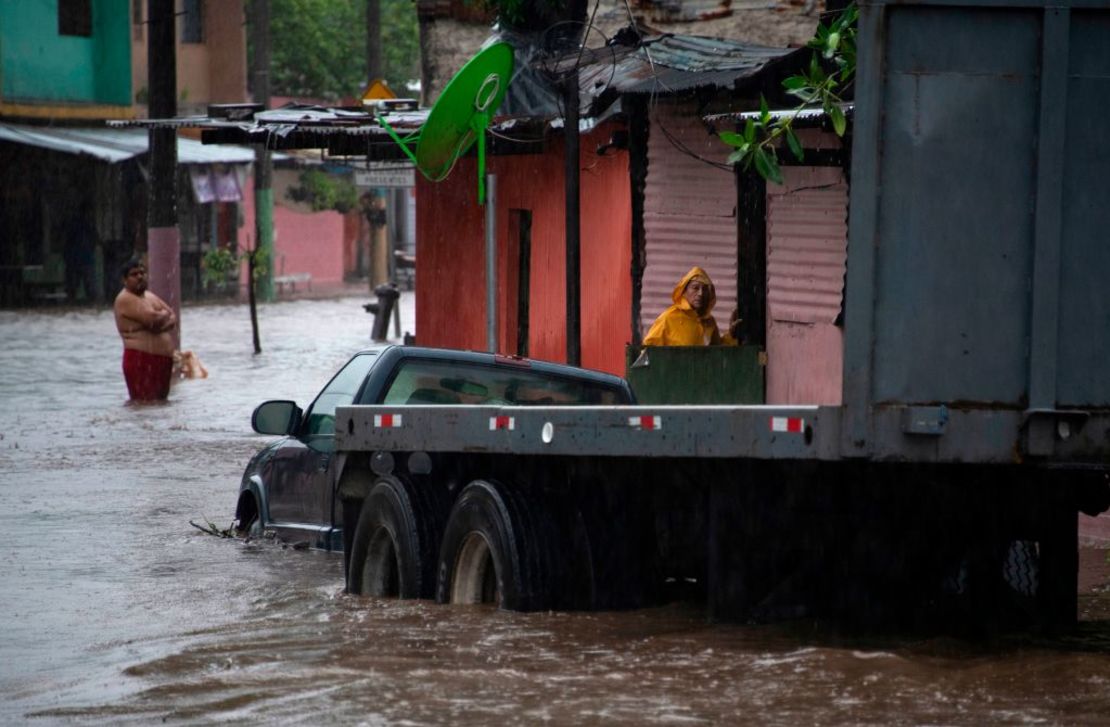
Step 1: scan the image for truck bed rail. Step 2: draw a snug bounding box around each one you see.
[337,404,1110,465]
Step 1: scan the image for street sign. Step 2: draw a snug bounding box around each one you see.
[361,79,396,102]
[355,166,415,188]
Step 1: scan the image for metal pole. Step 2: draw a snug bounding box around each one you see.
[251,0,274,303]
[486,174,497,352]
[564,72,581,366]
[391,190,402,338]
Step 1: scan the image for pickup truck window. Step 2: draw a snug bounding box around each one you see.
[304,352,379,437]
[382,359,625,406]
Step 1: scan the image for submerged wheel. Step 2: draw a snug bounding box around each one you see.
[347,476,445,599]
[243,516,263,539]
[436,479,558,611]
[451,531,500,605]
[234,492,264,539]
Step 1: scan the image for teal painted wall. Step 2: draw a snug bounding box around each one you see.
[0,0,130,105]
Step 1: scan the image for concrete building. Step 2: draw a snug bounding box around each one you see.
[0,0,254,306]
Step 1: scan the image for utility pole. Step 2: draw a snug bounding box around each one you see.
[147,0,180,350]
[366,0,389,290]
[250,0,274,302]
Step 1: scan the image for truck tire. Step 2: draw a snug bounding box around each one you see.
[1002,539,1040,598]
[574,491,658,610]
[436,479,557,611]
[347,476,444,599]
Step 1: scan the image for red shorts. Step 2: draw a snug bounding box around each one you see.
[122,348,173,401]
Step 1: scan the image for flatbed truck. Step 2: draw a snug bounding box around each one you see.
[334,0,1110,628]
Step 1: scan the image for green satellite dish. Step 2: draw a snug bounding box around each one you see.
[377,41,514,204]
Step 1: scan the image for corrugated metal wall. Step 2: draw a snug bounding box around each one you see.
[765,166,848,405]
[641,100,737,335]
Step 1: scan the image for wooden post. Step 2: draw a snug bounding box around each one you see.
[564,71,581,366]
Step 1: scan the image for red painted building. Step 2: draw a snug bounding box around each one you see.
[416,121,632,375]
[413,35,808,379]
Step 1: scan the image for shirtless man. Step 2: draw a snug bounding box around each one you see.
[114,258,177,400]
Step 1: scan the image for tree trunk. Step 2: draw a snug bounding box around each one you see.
[366,0,383,83]
[248,246,261,355]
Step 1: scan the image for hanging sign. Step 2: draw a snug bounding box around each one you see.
[355,166,415,188]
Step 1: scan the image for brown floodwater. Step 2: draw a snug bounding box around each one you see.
[2,295,1109,725]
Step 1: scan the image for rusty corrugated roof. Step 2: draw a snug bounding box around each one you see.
[576,33,797,105]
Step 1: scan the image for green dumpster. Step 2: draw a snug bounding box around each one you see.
[624,345,764,405]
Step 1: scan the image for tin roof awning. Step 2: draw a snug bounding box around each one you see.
[0,123,258,164]
[99,33,803,158]
[704,102,855,127]
[107,103,438,158]
[107,102,550,159]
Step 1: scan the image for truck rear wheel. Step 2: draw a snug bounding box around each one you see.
[451,531,500,605]
[347,476,443,599]
[436,479,557,611]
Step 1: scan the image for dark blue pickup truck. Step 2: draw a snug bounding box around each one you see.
[234,345,633,553]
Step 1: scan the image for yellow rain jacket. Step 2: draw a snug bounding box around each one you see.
[643,266,722,346]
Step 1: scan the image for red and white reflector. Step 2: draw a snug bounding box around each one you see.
[628,415,662,431]
[770,416,805,433]
[489,415,516,431]
[373,413,403,428]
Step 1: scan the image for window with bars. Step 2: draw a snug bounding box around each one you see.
[182,0,204,43]
[59,0,92,37]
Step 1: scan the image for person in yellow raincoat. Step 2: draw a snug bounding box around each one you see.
[643,266,724,346]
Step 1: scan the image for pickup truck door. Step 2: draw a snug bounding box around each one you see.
[266,353,379,533]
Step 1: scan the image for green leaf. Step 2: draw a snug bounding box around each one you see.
[787,87,817,103]
[726,148,748,165]
[782,75,808,91]
[718,131,746,147]
[760,95,770,125]
[753,148,783,185]
[809,53,827,84]
[828,103,847,136]
[744,118,756,143]
[785,127,804,162]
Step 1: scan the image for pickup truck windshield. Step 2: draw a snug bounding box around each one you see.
[305,352,379,437]
[381,359,625,406]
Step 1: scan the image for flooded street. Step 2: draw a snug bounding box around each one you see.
[2,294,1110,725]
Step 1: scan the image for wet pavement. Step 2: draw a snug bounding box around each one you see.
[2,295,1110,724]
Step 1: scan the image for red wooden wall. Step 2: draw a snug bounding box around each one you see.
[416,122,632,376]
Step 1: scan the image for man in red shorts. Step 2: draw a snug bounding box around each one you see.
[113,258,177,401]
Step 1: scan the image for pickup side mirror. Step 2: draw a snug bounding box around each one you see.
[252,400,302,435]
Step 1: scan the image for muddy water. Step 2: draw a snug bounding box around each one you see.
[2,296,1109,724]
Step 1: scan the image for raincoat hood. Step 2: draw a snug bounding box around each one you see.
[671,266,717,317]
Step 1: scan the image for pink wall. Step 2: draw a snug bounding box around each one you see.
[237,174,348,294]
[416,121,632,375]
[271,206,346,286]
